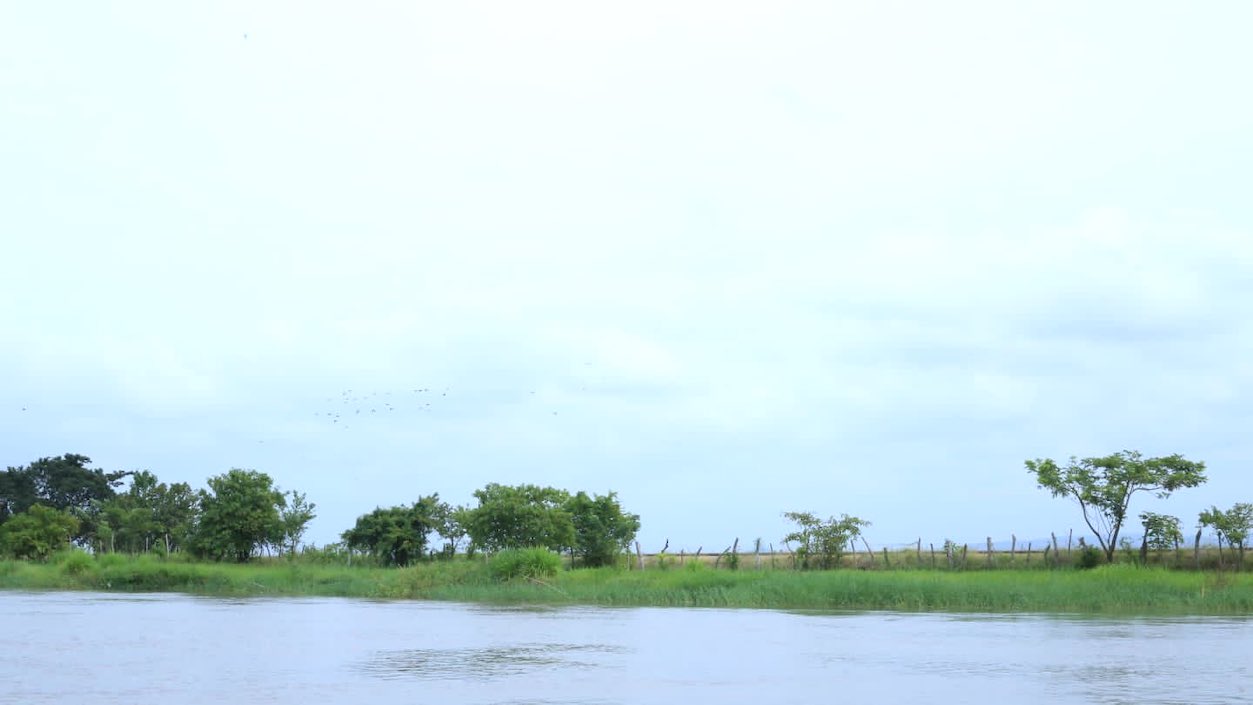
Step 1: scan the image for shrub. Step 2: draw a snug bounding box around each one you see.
[1076,545,1103,570]
[489,548,561,581]
[54,549,94,576]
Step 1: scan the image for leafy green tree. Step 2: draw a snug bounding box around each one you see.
[463,483,575,553]
[148,479,198,554]
[782,511,870,569]
[1139,511,1183,552]
[0,504,80,560]
[342,495,443,566]
[278,490,317,556]
[191,469,286,562]
[432,503,470,558]
[0,465,37,524]
[0,454,129,544]
[96,471,199,554]
[565,491,640,567]
[97,497,155,553]
[1199,503,1253,569]
[1025,451,1206,562]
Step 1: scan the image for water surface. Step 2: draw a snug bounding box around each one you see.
[3,590,1249,704]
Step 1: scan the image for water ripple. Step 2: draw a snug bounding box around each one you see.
[357,643,627,681]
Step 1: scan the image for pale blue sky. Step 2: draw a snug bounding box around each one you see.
[3,2,1251,551]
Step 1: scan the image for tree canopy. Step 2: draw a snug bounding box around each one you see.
[1199,503,1253,569]
[97,471,198,554]
[463,483,576,553]
[342,495,443,566]
[0,504,80,560]
[1026,450,1206,562]
[192,469,286,562]
[782,511,869,569]
[0,454,129,544]
[566,491,640,567]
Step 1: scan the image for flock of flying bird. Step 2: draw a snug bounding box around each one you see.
[313,384,575,430]
[315,388,450,429]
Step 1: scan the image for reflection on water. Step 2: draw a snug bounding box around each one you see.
[360,643,626,680]
[2,590,1250,705]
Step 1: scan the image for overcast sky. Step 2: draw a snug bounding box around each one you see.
[3,2,1251,552]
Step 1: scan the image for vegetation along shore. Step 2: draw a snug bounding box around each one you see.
[2,449,1251,614]
[3,552,1253,614]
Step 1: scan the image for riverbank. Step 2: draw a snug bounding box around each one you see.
[4,554,1252,614]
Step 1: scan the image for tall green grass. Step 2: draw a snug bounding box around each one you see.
[3,553,1250,614]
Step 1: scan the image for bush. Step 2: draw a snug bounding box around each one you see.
[53,549,94,576]
[489,548,561,581]
[1076,545,1103,570]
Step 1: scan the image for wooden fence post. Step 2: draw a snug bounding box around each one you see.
[986,537,994,568]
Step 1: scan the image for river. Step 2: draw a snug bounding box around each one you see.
[2,590,1249,704]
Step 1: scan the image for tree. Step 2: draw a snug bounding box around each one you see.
[565,491,640,567]
[1142,513,1177,550]
[191,469,286,562]
[278,491,317,556]
[782,511,870,569]
[1199,503,1253,569]
[0,454,129,544]
[147,479,198,554]
[1025,451,1206,563]
[0,504,80,560]
[1139,512,1183,552]
[462,484,574,553]
[432,503,470,558]
[342,495,443,566]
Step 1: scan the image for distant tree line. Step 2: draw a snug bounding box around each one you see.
[0,454,641,569]
[0,455,314,562]
[3,450,1248,571]
[341,483,641,568]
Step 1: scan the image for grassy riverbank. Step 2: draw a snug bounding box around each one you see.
[3,553,1252,614]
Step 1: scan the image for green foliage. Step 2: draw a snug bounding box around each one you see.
[342,495,444,566]
[3,554,1253,613]
[488,548,561,581]
[1199,503,1253,568]
[782,511,870,569]
[565,491,640,567]
[53,548,94,576]
[0,454,129,545]
[191,469,286,562]
[463,484,575,553]
[1076,545,1103,569]
[1140,512,1184,552]
[433,504,470,558]
[278,490,316,556]
[1026,450,1206,562]
[0,504,81,560]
